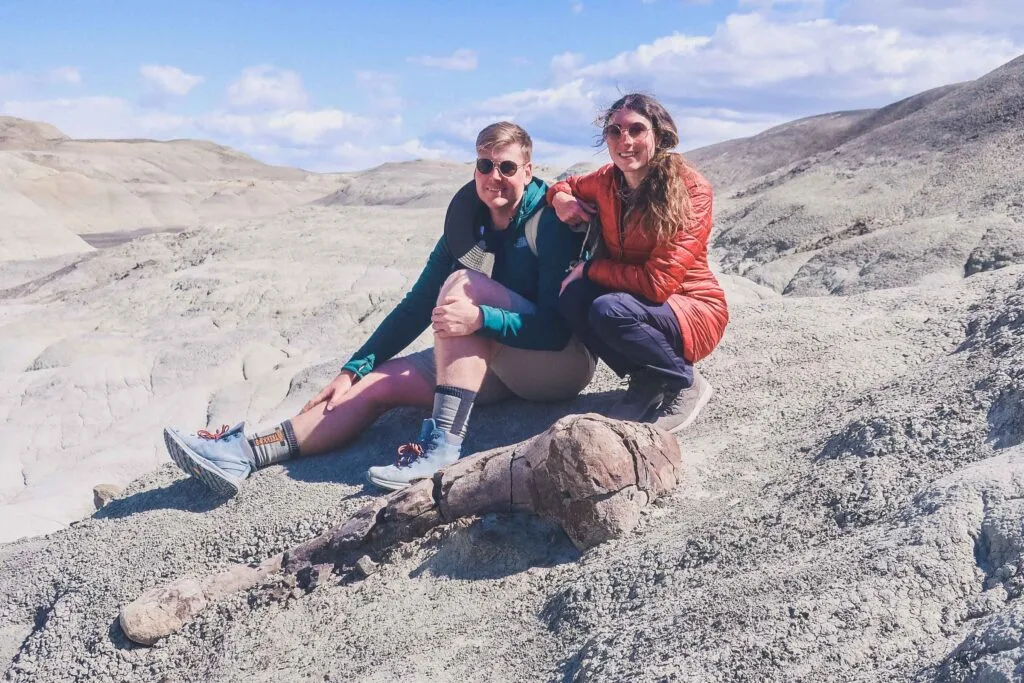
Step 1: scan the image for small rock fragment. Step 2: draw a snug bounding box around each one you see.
[119,578,206,646]
[296,563,334,590]
[93,484,123,510]
[355,555,378,578]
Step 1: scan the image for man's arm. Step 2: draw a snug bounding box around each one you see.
[342,237,454,378]
[476,210,582,351]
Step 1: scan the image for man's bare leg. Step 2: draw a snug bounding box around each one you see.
[289,357,435,456]
[429,269,516,438]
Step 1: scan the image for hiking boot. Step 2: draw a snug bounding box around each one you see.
[650,369,713,434]
[606,370,668,422]
[163,422,255,496]
[366,418,462,492]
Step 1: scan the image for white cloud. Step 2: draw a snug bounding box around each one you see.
[356,71,404,111]
[226,65,308,110]
[140,65,203,96]
[200,109,397,147]
[568,13,1022,101]
[531,138,606,171]
[47,67,82,85]
[840,0,1024,33]
[408,49,478,71]
[575,34,711,81]
[423,10,1022,167]
[431,79,603,148]
[328,138,463,171]
[0,67,82,95]
[571,1,584,14]
[551,52,585,84]
[0,97,187,139]
[671,107,791,150]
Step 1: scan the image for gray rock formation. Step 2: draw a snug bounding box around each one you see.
[2,52,1024,683]
[692,56,1024,296]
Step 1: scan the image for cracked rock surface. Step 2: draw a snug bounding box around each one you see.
[3,55,1024,681]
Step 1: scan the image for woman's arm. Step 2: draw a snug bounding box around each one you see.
[585,179,713,303]
[545,167,608,225]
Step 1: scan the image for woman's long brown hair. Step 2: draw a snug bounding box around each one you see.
[601,93,692,244]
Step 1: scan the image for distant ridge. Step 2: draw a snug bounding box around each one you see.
[687,52,1024,296]
[0,117,343,261]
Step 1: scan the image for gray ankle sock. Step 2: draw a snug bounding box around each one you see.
[432,385,477,439]
[247,420,300,469]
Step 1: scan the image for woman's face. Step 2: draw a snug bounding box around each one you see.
[604,108,656,178]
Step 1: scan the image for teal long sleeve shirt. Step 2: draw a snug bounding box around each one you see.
[342,201,583,379]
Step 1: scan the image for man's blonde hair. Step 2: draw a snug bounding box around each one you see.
[476,122,532,161]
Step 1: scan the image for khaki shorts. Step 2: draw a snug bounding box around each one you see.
[403,286,596,405]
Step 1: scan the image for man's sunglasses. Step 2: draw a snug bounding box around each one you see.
[475,158,520,177]
[603,122,650,141]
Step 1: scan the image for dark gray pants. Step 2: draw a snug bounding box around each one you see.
[558,278,693,391]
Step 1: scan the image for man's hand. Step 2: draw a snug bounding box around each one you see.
[560,261,585,295]
[551,191,597,226]
[302,370,357,413]
[432,296,483,338]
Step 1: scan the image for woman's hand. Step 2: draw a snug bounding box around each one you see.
[303,369,357,413]
[551,191,597,226]
[560,261,585,295]
[432,297,483,338]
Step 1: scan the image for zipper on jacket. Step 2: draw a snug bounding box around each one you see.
[617,197,627,260]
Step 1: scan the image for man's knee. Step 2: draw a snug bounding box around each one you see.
[437,269,478,305]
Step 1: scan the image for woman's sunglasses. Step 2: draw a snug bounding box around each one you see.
[603,122,650,141]
[475,158,520,177]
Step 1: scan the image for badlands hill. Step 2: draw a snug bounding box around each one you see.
[0,116,342,261]
[2,53,1024,682]
[689,54,1024,296]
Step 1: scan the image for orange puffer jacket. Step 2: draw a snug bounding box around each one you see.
[547,162,729,363]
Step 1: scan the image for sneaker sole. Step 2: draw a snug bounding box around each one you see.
[666,380,714,434]
[163,428,242,497]
[365,471,425,492]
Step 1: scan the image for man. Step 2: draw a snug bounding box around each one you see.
[163,122,595,493]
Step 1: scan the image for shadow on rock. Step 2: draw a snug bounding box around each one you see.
[107,616,143,652]
[94,478,224,519]
[409,513,580,581]
[281,391,619,488]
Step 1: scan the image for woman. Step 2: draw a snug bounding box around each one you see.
[550,93,728,433]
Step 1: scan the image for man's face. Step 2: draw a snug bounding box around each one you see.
[474,143,533,215]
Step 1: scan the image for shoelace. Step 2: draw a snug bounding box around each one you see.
[197,424,230,440]
[395,442,424,467]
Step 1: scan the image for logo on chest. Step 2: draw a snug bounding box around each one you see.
[514,235,529,249]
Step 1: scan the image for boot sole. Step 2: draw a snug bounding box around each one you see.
[669,380,713,433]
[164,428,242,497]
[653,379,714,434]
[366,471,420,492]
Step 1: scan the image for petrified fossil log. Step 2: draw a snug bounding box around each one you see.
[120,414,681,645]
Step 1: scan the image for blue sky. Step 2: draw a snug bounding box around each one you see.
[1,0,1022,171]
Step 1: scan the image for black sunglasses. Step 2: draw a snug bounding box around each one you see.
[475,158,520,177]
[603,122,649,141]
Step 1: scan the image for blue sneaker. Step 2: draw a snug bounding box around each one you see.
[163,422,255,496]
[366,419,462,491]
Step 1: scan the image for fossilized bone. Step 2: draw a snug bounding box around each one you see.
[120,414,681,645]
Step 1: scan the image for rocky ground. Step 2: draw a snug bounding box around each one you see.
[2,54,1024,682]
